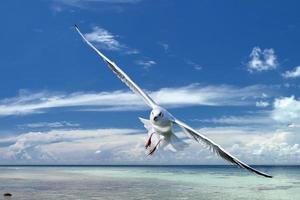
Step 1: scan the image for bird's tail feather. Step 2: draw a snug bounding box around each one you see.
[169,133,189,151]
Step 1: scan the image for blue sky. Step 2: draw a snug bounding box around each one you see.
[0,0,300,165]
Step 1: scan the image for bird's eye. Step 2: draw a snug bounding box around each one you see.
[159,112,162,117]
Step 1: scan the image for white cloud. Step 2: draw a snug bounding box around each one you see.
[0,128,143,164]
[57,0,142,7]
[272,96,300,124]
[247,47,278,72]
[135,60,156,69]
[1,93,300,165]
[19,121,80,129]
[195,93,300,129]
[84,26,123,51]
[153,84,273,107]
[282,66,300,78]
[185,59,202,71]
[0,126,299,165]
[256,100,269,107]
[195,114,274,126]
[83,26,139,54]
[50,4,63,13]
[158,42,169,52]
[63,0,142,3]
[227,131,300,164]
[0,90,142,116]
[190,126,300,164]
[0,84,274,116]
[53,0,143,13]
[124,49,139,55]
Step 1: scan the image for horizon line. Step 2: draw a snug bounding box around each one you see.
[0,164,298,167]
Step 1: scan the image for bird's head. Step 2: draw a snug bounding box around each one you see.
[150,107,167,124]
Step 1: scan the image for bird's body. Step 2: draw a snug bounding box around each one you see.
[75,25,272,178]
[140,107,188,153]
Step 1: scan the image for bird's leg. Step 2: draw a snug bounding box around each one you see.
[145,132,155,149]
[148,139,162,156]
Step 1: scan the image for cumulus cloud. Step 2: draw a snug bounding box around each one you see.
[247,47,278,72]
[282,66,300,78]
[191,126,300,164]
[0,84,274,116]
[272,96,300,124]
[195,92,300,128]
[1,94,299,165]
[204,95,300,128]
[0,126,299,165]
[228,131,300,164]
[0,128,143,164]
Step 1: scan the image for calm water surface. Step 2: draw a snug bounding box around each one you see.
[0,166,299,200]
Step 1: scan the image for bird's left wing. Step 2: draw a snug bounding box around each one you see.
[173,118,272,178]
[75,25,158,109]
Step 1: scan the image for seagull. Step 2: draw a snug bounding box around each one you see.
[75,25,272,178]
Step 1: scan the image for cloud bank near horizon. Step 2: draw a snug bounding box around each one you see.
[0,125,299,165]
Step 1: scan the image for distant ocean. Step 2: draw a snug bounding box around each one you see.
[0,165,299,200]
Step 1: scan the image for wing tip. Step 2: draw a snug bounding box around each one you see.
[74,24,82,35]
[262,173,273,178]
[247,165,273,178]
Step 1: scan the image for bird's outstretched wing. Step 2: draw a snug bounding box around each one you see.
[75,25,158,109]
[173,119,272,178]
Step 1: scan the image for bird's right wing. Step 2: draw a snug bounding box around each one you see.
[75,25,158,109]
[173,118,272,178]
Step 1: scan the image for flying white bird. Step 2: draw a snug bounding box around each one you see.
[75,25,272,178]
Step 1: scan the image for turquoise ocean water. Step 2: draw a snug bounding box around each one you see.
[0,166,299,200]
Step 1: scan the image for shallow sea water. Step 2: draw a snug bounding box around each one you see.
[0,166,299,200]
